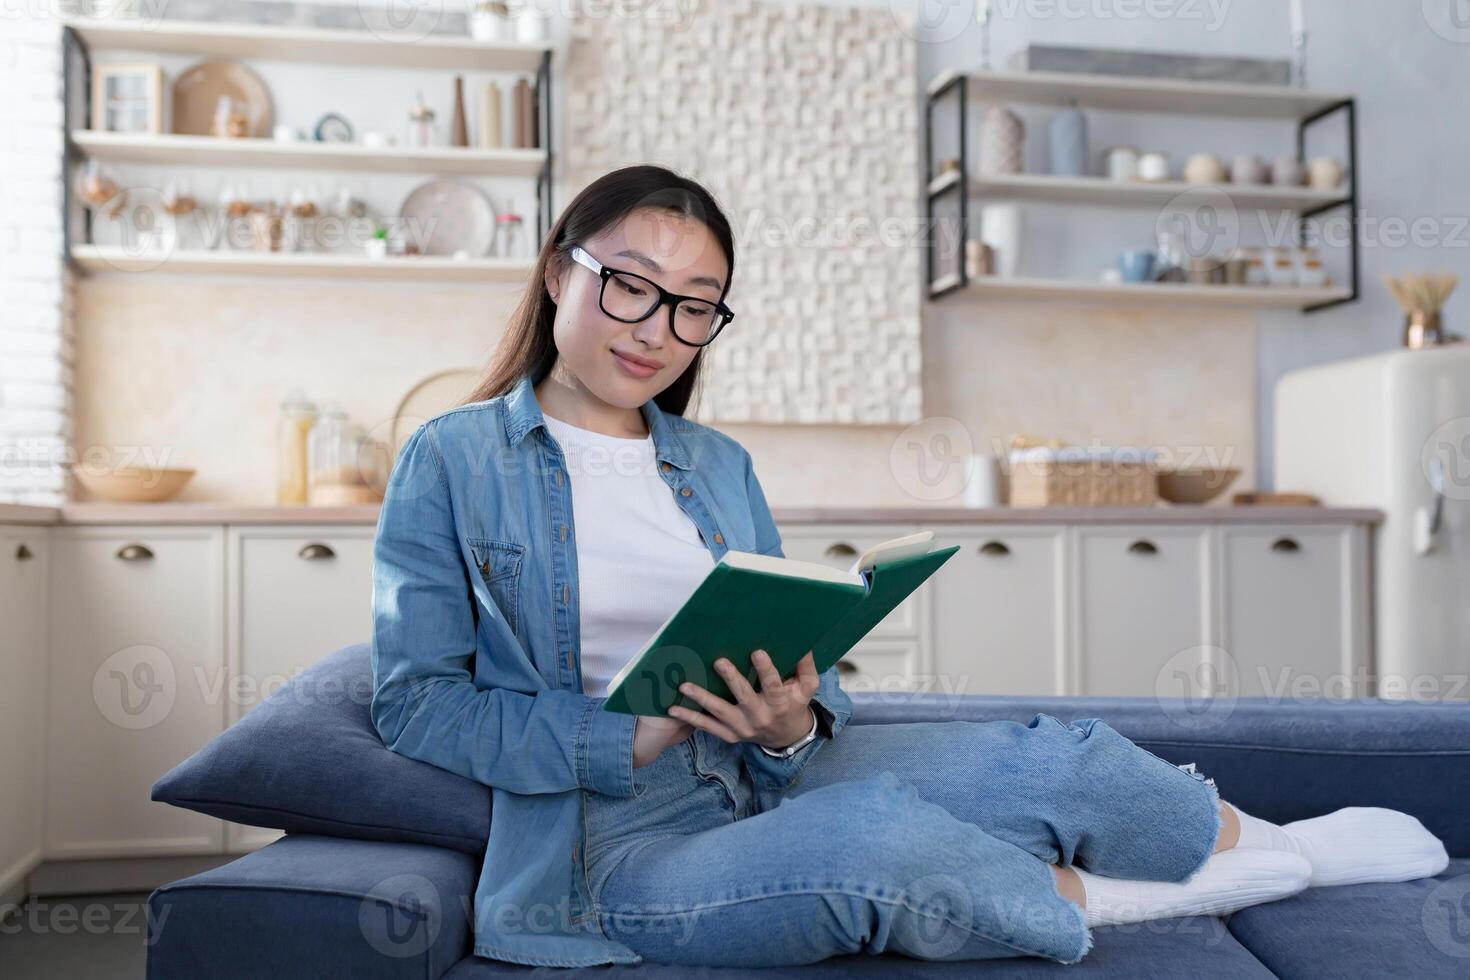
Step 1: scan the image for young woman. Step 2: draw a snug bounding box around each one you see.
[370,165,1449,969]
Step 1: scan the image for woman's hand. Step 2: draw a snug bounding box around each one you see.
[632,714,692,768]
[669,650,819,750]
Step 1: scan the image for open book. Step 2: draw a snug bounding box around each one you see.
[603,531,959,716]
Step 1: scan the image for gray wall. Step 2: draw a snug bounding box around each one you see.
[896,0,1469,486]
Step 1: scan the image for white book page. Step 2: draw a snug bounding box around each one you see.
[848,530,936,575]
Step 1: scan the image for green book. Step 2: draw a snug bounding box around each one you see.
[603,531,960,717]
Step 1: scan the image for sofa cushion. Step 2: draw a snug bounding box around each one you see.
[151,643,490,854]
[1226,857,1470,979]
[442,913,1275,977]
[148,834,477,980]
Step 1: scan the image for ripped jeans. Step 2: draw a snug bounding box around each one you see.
[580,714,1222,968]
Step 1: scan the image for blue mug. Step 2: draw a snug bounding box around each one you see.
[1119,250,1157,283]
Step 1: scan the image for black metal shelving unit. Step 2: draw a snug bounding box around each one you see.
[923,72,1360,314]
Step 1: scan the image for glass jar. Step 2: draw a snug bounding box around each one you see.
[308,405,379,505]
[276,389,317,505]
[406,92,437,149]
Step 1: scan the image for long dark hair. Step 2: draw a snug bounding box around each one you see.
[460,165,735,416]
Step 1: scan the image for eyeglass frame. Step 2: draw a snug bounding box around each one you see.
[565,244,735,347]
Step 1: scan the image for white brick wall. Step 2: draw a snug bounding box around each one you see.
[1,8,73,504]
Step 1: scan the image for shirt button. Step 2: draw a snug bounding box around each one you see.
[714,533,724,545]
[660,462,671,473]
[680,487,692,497]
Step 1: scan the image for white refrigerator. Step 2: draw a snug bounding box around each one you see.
[1276,346,1470,702]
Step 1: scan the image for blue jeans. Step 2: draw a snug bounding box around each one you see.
[581,714,1222,968]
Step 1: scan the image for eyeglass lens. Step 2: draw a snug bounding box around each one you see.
[600,271,723,344]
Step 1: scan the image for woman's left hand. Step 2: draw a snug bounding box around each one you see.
[669,650,819,749]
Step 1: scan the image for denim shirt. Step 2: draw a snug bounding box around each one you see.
[370,373,854,967]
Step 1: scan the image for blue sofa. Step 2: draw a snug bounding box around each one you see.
[147,643,1470,978]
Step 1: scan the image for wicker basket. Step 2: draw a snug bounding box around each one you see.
[1008,448,1159,507]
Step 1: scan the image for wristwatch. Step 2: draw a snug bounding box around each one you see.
[758,706,820,759]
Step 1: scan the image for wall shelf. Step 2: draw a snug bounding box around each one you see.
[927,170,1348,214]
[923,70,1360,314]
[60,16,548,73]
[70,130,548,178]
[60,17,556,267]
[70,244,532,283]
[928,274,1351,311]
[929,68,1352,120]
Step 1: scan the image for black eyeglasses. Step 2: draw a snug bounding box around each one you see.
[567,245,734,347]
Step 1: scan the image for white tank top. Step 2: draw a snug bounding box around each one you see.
[542,412,717,697]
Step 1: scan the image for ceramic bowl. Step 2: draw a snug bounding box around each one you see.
[74,467,196,502]
[1157,467,1241,505]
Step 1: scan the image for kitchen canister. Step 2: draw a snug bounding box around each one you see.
[1183,153,1227,185]
[1048,101,1088,178]
[469,2,510,41]
[1137,151,1171,183]
[1106,145,1139,181]
[1271,157,1304,187]
[963,453,1006,508]
[979,105,1025,177]
[1308,156,1345,192]
[980,204,1025,278]
[1231,154,1267,185]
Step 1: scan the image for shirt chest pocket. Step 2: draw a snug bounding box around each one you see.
[467,538,526,636]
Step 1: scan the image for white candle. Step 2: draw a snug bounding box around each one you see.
[1290,0,1305,35]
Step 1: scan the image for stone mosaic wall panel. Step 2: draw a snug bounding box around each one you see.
[565,0,922,424]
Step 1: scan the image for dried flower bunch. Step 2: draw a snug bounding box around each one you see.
[1384,272,1459,314]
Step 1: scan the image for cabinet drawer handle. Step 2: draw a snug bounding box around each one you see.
[115,544,154,561]
[15,543,32,561]
[834,660,859,675]
[978,541,1010,557]
[298,543,336,560]
[1127,540,1158,556]
[824,542,858,559]
[1270,537,1301,554]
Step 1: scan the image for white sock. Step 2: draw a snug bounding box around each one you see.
[1071,848,1311,927]
[1231,804,1450,887]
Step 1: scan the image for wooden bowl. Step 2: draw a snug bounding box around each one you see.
[74,467,195,502]
[1157,467,1241,505]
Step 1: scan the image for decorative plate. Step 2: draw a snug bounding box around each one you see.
[171,59,274,137]
[399,179,496,257]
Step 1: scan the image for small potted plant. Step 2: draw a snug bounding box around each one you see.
[365,223,388,259]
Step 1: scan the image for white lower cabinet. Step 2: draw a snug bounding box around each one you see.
[1071,526,1215,698]
[1219,525,1367,698]
[932,528,1067,697]
[922,522,1369,699]
[16,514,1370,873]
[0,526,48,895]
[46,526,227,859]
[224,526,376,852]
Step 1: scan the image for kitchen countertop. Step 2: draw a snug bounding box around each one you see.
[0,502,1385,526]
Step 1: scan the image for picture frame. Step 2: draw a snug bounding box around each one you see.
[91,62,166,133]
